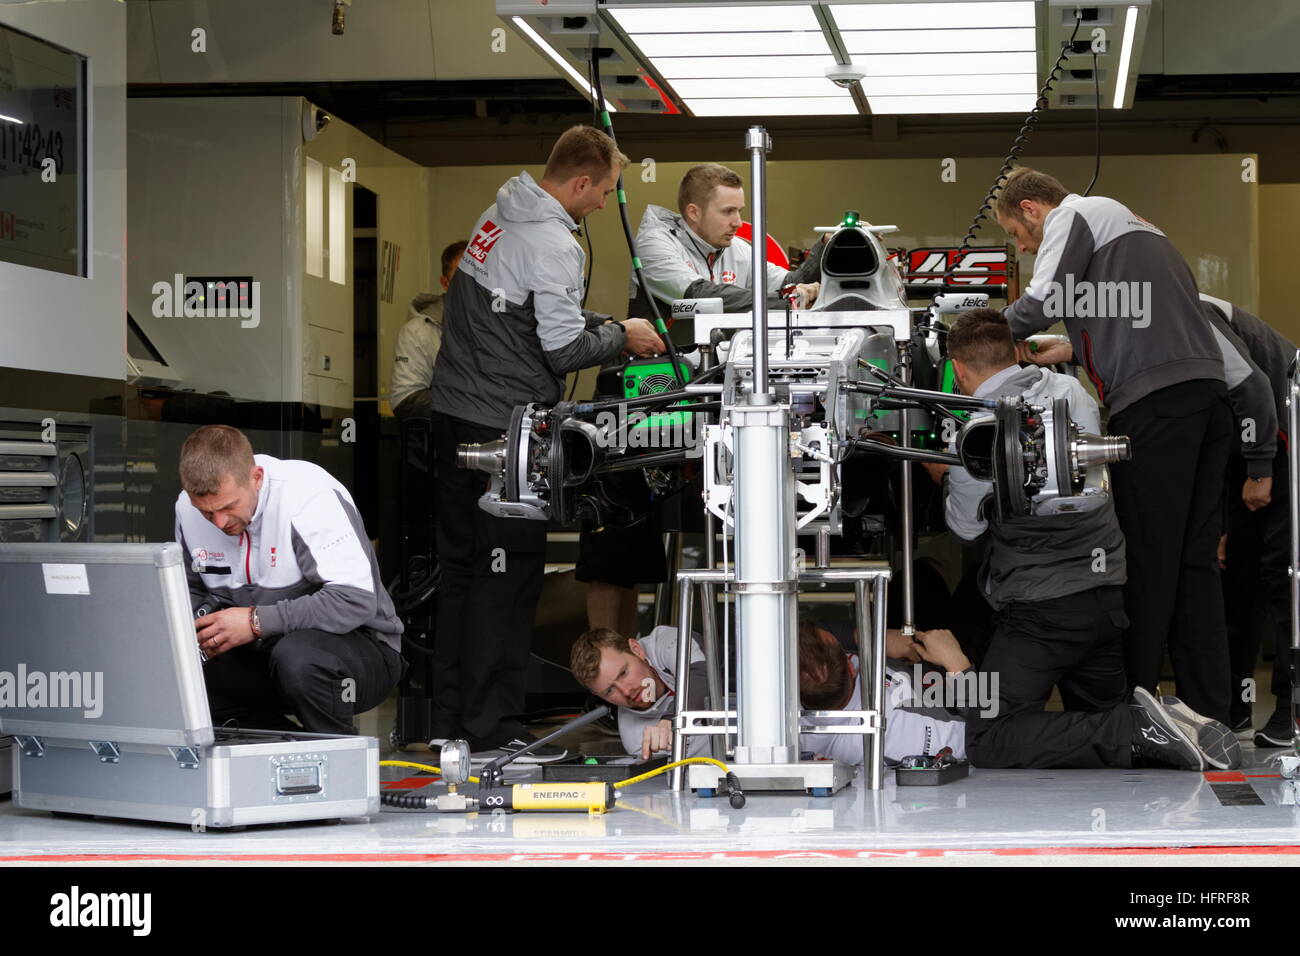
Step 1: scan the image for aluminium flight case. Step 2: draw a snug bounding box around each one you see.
[0,542,378,828]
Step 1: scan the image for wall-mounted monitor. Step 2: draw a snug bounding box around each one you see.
[0,22,87,277]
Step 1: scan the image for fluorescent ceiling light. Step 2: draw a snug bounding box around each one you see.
[651,54,838,79]
[860,74,1036,96]
[0,112,23,124]
[685,96,859,117]
[673,76,852,98]
[512,16,616,112]
[609,4,821,34]
[598,0,1045,118]
[1113,4,1138,108]
[866,93,1037,114]
[852,51,1037,76]
[841,27,1034,55]
[830,2,1035,30]
[630,31,831,58]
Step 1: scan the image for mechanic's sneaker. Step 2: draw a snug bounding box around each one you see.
[1254,707,1298,748]
[1229,715,1253,739]
[1160,695,1242,770]
[1130,687,1203,770]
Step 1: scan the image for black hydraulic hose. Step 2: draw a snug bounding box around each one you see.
[380,792,436,809]
[862,363,969,422]
[872,401,954,414]
[724,772,746,809]
[388,571,438,612]
[479,705,612,780]
[588,50,687,389]
[842,379,996,411]
[581,389,719,413]
[684,361,726,385]
[844,439,961,467]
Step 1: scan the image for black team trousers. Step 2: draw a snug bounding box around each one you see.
[204,629,403,735]
[965,586,1136,769]
[1108,379,1234,724]
[1221,449,1293,723]
[432,413,547,747]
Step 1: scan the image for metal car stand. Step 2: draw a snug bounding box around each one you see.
[670,565,890,795]
[665,126,890,796]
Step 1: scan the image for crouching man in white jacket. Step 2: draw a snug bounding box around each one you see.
[175,425,404,734]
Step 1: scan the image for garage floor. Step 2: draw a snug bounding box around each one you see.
[1,709,1296,866]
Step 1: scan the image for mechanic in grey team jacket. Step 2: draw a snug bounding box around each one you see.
[997,167,1264,726]
[429,125,665,760]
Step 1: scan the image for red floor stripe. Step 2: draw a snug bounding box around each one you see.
[381,776,439,790]
[3,845,1299,863]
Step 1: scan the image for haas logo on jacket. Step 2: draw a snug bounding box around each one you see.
[468,220,505,263]
[721,271,737,284]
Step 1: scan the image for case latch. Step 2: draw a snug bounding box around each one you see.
[168,746,200,770]
[89,740,121,763]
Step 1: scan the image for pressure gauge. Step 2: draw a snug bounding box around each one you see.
[440,739,472,787]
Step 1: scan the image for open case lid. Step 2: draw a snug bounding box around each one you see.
[0,543,214,748]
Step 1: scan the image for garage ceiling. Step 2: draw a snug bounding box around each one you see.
[125,0,1300,168]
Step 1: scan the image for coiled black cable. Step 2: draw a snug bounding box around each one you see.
[581,49,599,311]
[927,9,1086,332]
[1083,49,1101,196]
[387,567,438,613]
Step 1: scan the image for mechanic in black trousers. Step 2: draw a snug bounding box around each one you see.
[1202,294,1297,747]
[428,126,664,759]
[926,309,1239,771]
[998,167,1262,725]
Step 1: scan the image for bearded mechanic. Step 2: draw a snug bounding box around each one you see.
[996,167,1248,725]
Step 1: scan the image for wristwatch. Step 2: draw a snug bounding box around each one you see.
[249,606,264,647]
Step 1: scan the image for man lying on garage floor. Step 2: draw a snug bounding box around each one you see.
[569,622,967,765]
[797,619,966,765]
[570,612,1236,771]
